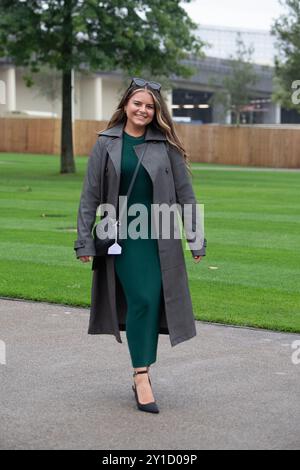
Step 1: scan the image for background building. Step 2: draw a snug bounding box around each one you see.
[198,24,277,66]
[0,24,299,125]
[170,24,300,125]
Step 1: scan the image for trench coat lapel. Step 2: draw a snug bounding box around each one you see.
[133,142,164,183]
[106,137,123,181]
[99,122,167,184]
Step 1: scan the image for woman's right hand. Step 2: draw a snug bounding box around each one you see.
[79,256,93,263]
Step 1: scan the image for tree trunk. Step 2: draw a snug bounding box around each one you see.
[60,69,75,173]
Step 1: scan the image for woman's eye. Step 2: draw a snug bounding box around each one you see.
[133,102,153,109]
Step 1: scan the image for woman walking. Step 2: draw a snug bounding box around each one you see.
[74,77,206,414]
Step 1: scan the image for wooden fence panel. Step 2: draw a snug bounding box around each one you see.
[74,120,107,156]
[0,118,299,168]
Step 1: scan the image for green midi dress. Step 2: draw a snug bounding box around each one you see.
[114,131,163,368]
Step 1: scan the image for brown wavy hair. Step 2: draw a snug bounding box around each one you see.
[98,81,190,169]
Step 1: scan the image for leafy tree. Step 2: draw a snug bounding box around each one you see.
[0,0,204,173]
[271,0,300,113]
[209,33,257,126]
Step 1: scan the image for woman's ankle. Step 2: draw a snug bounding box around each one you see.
[134,366,148,373]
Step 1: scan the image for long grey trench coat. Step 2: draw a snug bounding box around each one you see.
[74,122,206,347]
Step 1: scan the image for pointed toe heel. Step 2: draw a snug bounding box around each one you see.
[132,370,159,414]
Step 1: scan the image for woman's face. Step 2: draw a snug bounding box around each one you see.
[124,90,155,129]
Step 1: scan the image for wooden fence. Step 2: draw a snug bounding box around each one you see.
[0,117,300,168]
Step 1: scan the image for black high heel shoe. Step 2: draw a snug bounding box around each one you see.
[132,369,159,414]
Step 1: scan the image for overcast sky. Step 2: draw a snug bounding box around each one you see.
[181,0,285,31]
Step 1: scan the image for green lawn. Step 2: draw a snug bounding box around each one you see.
[0,152,299,333]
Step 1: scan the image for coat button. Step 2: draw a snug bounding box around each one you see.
[105,166,108,172]
[165,167,169,173]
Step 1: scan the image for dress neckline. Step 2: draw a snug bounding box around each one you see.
[123,130,145,140]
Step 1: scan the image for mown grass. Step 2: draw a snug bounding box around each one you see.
[0,152,299,332]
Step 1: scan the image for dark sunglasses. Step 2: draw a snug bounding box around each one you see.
[130,77,161,92]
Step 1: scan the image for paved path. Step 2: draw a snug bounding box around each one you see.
[0,297,299,450]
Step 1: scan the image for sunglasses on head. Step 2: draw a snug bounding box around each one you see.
[130,77,161,92]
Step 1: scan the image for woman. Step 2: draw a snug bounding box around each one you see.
[74,77,206,414]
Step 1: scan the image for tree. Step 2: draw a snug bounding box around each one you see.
[0,0,204,173]
[209,33,258,126]
[271,0,300,112]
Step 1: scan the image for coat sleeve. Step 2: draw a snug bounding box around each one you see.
[73,138,104,258]
[167,143,207,257]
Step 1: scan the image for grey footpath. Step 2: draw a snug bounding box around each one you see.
[0,297,299,450]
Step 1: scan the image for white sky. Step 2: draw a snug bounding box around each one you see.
[181,0,285,31]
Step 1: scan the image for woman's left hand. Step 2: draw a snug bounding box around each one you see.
[193,256,202,263]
